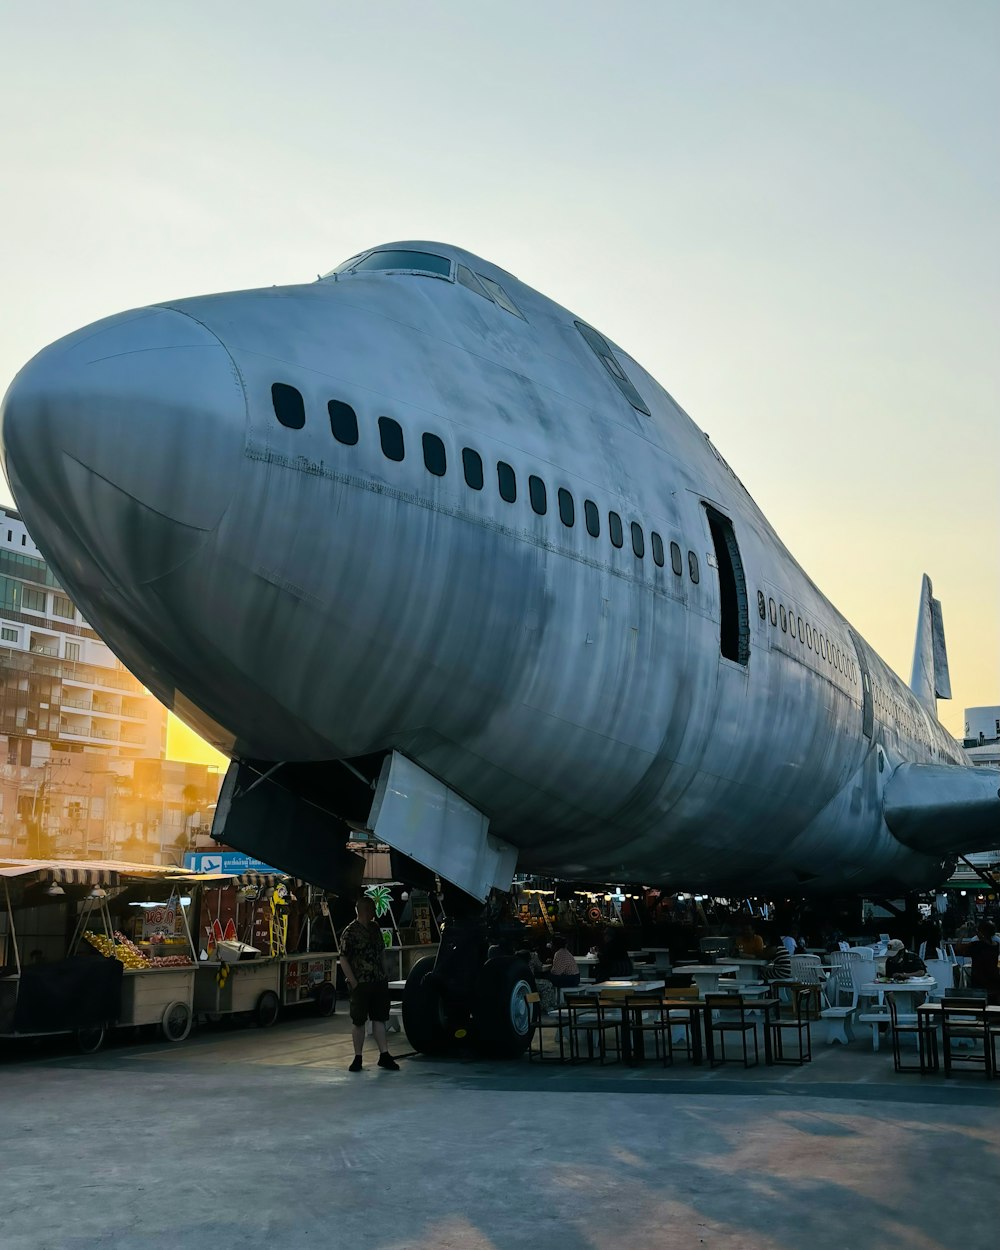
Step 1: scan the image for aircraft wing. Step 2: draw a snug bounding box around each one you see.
[884,762,1000,856]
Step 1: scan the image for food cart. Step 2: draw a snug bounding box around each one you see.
[190,873,339,1026]
[0,860,197,1051]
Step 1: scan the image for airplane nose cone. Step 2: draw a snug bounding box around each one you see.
[0,306,245,588]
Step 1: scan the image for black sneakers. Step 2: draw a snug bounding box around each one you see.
[377,1052,400,1071]
[348,1055,363,1072]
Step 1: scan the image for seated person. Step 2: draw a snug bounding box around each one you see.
[883,939,927,978]
[762,944,792,983]
[734,925,765,958]
[545,936,580,989]
[955,921,1000,1005]
[518,947,557,1013]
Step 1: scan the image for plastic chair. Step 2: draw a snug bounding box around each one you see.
[789,955,829,1008]
[887,995,937,1073]
[769,986,813,1065]
[705,993,759,1068]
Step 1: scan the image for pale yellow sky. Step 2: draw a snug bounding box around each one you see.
[1,1,997,746]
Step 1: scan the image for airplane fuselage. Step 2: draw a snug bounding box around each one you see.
[1,242,973,894]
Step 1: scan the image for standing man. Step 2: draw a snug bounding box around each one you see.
[339,895,400,1071]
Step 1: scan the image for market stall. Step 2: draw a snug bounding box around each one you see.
[190,873,338,1026]
[0,860,196,1051]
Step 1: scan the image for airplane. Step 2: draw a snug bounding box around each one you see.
[3,240,998,1054]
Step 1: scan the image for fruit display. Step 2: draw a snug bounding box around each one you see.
[146,954,193,968]
[83,930,150,969]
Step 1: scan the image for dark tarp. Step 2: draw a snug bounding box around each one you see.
[12,955,123,1033]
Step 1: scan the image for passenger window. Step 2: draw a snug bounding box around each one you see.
[769,598,777,626]
[757,591,766,619]
[780,605,787,632]
[462,448,484,490]
[688,551,700,584]
[574,321,651,416]
[788,612,796,639]
[797,616,803,642]
[497,461,517,503]
[609,512,624,548]
[651,532,664,567]
[272,383,305,430]
[328,400,358,445]
[378,416,405,462]
[584,500,600,538]
[631,522,645,559]
[818,634,825,656]
[558,488,575,528]
[670,542,682,576]
[422,433,446,477]
[529,475,547,515]
[805,624,812,647]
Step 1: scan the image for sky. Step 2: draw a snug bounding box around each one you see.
[0,0,996,751]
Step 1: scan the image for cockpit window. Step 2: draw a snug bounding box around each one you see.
[457,265,492,299]
[574,321,651,416]
[477,274,524,318]
[339,249,451,278]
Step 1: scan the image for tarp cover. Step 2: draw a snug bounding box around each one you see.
[12,955,123,1033]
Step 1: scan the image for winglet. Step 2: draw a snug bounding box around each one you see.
[910,574,952,713]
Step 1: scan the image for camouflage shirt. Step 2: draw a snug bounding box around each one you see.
[341,919,387,985]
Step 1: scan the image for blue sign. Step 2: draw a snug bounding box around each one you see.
[183,852,281,875]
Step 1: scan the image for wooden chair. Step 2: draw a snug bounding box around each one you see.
[565,994,621,1065]
[525,992,569,1064]
[662,987,701,1063]
[705,993,759,1068]
[940,1001,992,1077]
[769,986,813,1065]
[624,993,671,1067]
[887,995,937,1073]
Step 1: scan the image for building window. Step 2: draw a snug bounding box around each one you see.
[328,400,359,445]
[271,383,305,430]
[1,626,17,643]
[688,551,700,584]
[584,500,600,538]
[422,433,447,477]
[608,512,624,549]
[51,594,74,619]
[558,489,575,528]
[651,532,664,568]
[65,641,81,662]
[528,475,547,515]
[378,416,405,462]
[462,448,484,491]
[497,461,517,503]
[22,586,46,612]
[631,522,645,559]
[670,542,682,576]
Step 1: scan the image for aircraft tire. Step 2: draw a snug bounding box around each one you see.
[402,955,452,1055]
[474,957,535,1058]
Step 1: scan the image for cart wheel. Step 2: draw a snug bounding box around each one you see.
[76,1025,105,1054]
[314,981,336,1017]
[255,990,280,1028]
[161,1000,193,1043]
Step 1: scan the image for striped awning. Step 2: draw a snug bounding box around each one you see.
[0,860,193,886]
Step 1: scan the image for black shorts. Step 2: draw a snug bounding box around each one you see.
[349,981,390,1026]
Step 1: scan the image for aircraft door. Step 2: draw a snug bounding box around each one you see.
[703,505,750,665]
[850,630,874,739]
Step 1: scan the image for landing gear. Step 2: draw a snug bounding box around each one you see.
[475,957,535,1058]
[401,906,536,1059]
[402,955,453,1055]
